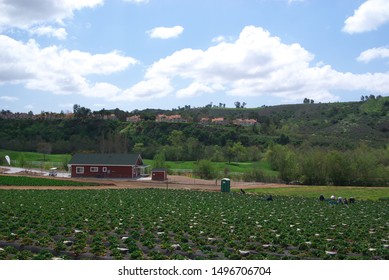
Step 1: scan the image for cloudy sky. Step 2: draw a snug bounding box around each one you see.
[0,0,388,113]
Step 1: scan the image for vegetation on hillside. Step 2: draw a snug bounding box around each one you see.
[266,144,389,186]
[0,97,388,185]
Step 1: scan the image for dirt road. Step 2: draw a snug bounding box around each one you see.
[0,173,289,191]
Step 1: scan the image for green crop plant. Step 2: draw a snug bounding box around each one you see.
[0,189,388,260]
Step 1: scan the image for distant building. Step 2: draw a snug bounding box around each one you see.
[156,114,187,123]
[199,117,210,124]
[68,153,148,179]
[211,117,227,125]
[233,118,257,126]
[151,168,168,181]
[103,114,117,120]
[126,115,142,123]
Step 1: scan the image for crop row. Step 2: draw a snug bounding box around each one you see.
[0,189,388,260]
[0,175,99,187]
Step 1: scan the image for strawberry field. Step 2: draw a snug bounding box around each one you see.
[0,175,99,187]
[0,189,388,260]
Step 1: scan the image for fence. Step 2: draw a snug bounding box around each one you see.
[10,160,65,170]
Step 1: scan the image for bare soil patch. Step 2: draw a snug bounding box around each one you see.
[0,173,290,190]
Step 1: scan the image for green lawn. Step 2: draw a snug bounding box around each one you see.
[2,150,277,177]
[1,149,69,163]
[245,186,389,201]
[143,159,278,176]
[0,175,99,187]
[0,149,70,169]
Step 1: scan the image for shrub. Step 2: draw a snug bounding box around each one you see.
[194,160,216,179]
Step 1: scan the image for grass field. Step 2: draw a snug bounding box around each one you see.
[2,150,276,176]
[245,186,389,201]
[0,175,99,187]
[0,149,70,169]
[143,159,278,176]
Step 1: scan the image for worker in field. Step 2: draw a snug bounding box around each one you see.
[266,195,273,201]
[319,194,325,201]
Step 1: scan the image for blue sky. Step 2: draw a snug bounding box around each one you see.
[0,0,388,113]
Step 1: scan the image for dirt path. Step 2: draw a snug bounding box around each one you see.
[0,173,291,191]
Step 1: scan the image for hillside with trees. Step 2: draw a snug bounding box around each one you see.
[1,97,388,185]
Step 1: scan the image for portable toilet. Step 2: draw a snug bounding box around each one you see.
[49,167,57,177]
[221,178,231,193]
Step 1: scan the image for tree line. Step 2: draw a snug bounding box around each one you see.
[266,144,389,186]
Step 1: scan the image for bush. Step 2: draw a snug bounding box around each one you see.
[194,160,216,179]
[243,168,265,182]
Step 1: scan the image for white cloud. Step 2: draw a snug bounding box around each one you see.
[0,0,102,41]
[211,35,234,44]
[212,36,226,43]
[176,82,223,98]
[343,0,389,33]
[144,25,389,103]
[92,103,107,108]
[0,95,19,102]
[147,26,184,39]
[357,47,389,62]
[115,78,173,101]
[123,0,149,4]
[0,0,103,30]
[288,0,305,4]
[0,35,137,97]
[29,26,68,40]
[59,103,74,108]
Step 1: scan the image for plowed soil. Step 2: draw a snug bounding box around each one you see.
[0,174,289,191]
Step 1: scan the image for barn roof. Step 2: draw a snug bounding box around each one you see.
[69,153,142,166]
[152,168,167,172]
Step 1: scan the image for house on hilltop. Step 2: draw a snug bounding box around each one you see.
[68,153,148,179]
[199,117,210,124]
[126,115,142,123]
[156,114,187,123]
[211,117,227,125]
[233,118,257,126]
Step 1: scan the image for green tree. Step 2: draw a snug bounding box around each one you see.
[153,151,168,169]
[298,149,327,185]
[168,130,185,145]
[266,144,297,183]
[224,141,245,164]
[73,104,91,118]
[37,142,52,162]
[194,160,216,179]
[18,153,27,168]
[133,142,145,155]
[167,130,185,161]
[326,151,351,186]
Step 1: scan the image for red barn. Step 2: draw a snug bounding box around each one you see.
[151,168,168,181]
[68,153,147,179]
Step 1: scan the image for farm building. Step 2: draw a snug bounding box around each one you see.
[151,168,168,181]
[68,153,148,179]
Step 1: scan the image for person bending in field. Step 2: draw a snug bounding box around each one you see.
[343,198,348,204]
[240,189,246,194]
[337,197,343,204]
[349,197,355,203]
[266,195,273,201]
[319,194,325,201]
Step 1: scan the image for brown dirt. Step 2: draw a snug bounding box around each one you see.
[0,173,291,191]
